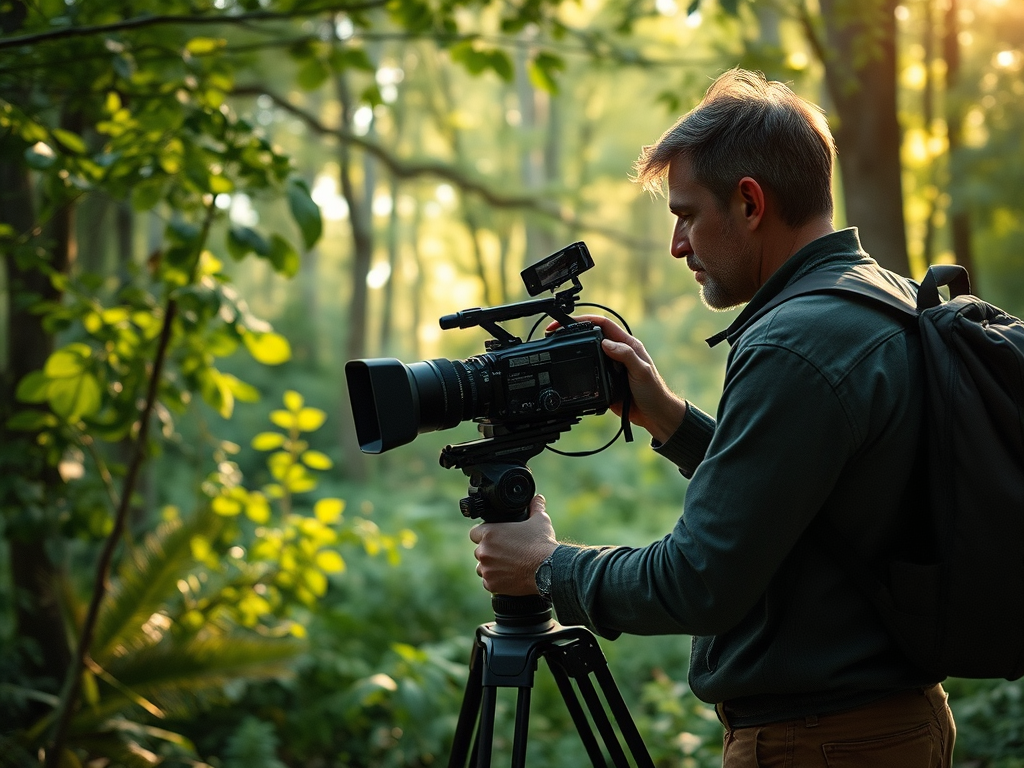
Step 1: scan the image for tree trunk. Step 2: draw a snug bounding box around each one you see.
[0,143,72,693]
[816,0,911,275]
[335,70,374,479]
[942,0,977,283]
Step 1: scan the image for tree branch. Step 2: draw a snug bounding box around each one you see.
[236,86,662,251]
[0,1,389,51]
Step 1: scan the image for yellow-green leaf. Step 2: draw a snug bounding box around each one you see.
[283,390,303,412]
[269,410,297,430]
[244,332,291,365]
[246,493,271,523]
[44,346,90,378]
[212,495,242,516]
[186,37,226,55]
[301,450,332,470]
[252,432,286,451]
[302,568,328,596]
[316,549,345,573]
[314,498,345,523]
[191,536,212,561]
[296,407,326,432]
[285,473,316,494]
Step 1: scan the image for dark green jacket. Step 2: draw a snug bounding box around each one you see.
[549,229,939,726]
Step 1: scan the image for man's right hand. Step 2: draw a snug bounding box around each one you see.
[573,315,688,444]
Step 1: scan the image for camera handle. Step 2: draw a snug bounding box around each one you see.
[439,280,582,350]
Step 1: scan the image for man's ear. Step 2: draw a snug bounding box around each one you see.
[736,177,765,229]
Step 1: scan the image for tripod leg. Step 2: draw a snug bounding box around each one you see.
[592,665,654,768]
[450,639,485,768]
[546,659,612,767]
[575,673,631,768]
[474,685,498,768]
[511,688,531,768]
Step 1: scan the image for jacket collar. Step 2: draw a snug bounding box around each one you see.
[706,228,868,348]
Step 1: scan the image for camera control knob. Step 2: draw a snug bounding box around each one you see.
[460,495,487,520]
[539,389,561,412]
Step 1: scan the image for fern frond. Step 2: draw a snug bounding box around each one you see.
[71,634,302,729]
[91,511,222,660]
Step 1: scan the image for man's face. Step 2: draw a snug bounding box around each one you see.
[667,156,758,310]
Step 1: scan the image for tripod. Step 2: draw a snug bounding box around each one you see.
[448,594,653,768]
[441,425,652,766]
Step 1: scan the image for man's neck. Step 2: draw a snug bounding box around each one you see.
[760,217,835,284]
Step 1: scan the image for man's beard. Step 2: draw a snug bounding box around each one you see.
[689,257,747,311]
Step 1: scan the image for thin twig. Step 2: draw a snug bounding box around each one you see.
[45,201,218,768]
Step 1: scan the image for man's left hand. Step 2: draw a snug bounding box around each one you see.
[469,495,558,595]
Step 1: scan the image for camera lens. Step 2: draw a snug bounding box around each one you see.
[345,355,494,453]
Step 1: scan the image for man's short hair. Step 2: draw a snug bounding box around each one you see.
[633,69,836,227]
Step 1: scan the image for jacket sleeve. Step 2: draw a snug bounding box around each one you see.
[652,402,716,478]
[548,341,859,639]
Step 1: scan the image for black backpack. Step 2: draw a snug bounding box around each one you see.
[745,264,1024,681]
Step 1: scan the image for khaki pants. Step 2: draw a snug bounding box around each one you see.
[719,684,955,767]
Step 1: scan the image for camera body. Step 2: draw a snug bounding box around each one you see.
[463,321,617,423]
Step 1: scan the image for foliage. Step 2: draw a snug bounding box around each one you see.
[3,0,1024,765]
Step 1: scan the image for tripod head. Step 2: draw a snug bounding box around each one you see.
[440,418,578,524]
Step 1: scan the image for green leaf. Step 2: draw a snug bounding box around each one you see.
[52,128,87,154]
[328,47,375,73]
[487,50,514,82]
[6,410,59,431]
[244,332,291,365]
[252,432,286,451]
[15,370,50,403]
[287,179,322,250]
[527,52,565,95]
[296,57,330,91]
[131,178,166,211]
[47,372,102,421]
[268,235,300,277]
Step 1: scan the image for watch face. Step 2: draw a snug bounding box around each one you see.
[536,560,553,598]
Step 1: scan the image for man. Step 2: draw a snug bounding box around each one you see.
[469,69,956,766]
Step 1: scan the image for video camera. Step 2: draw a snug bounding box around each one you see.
[345,242,631,522]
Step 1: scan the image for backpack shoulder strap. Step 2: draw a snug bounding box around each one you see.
[720,263,970,346]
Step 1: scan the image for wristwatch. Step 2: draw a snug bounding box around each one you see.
[535,554,554,600]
